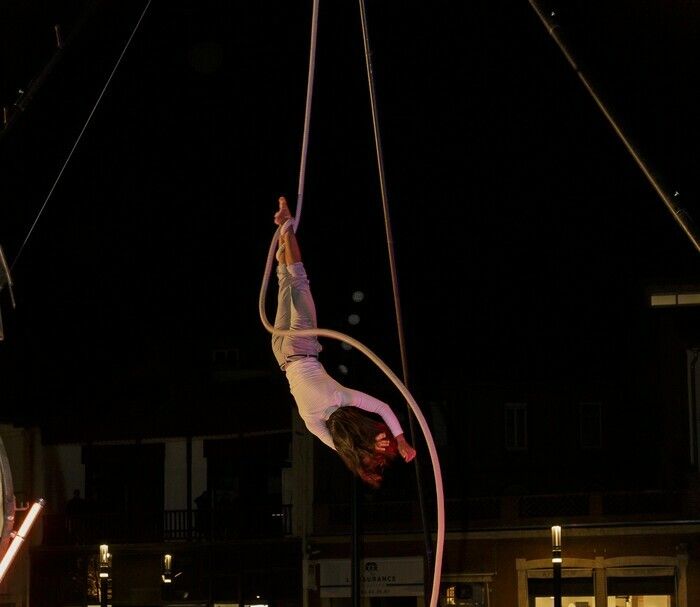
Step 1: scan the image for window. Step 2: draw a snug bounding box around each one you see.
[505,403,527,450]
[579,402,602,449]
[443,583,486,607]
[529,581,594,606]
[607,575,674,606]
[528,573,594,607]
[650,290,700,307]
[203,434,291,537]
[441,580,490,607]
[82,443,165,542]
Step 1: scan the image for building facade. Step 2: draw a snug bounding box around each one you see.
[0,289,695,606]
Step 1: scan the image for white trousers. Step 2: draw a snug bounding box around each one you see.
[272,262,322,369]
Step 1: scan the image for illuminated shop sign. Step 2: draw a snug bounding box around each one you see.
[319,557,424,597]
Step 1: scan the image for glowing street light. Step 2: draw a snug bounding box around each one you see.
[99,544,111,578]
[551,525,562,563]
[162,553,173,584]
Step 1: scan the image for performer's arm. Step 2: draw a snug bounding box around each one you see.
[345,389,416,462]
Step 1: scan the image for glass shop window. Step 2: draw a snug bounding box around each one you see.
[441,582,488,607]
[606,576,674,607]
[528,577,594,607]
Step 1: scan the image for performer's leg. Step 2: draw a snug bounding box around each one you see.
[280,227,301,266]
[274,197,321,361]
[271,197,295,368]
[271,263,292,368]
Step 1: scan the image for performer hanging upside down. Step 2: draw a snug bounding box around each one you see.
[272,196,416,487]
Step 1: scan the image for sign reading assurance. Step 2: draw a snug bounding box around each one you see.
[320,557,424,597]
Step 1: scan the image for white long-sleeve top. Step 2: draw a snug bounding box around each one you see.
[285,358,404,451]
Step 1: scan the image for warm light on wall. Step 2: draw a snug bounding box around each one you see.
[0,499,45,584]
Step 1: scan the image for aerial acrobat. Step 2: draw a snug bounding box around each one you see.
[270,196,416,487]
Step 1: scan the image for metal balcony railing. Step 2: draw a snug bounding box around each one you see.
[42,504,292,546]
[314,488,693,534]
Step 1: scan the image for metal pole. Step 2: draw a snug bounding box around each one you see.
[551,526,562,607]
[100,578,108,607]
[689,350,700,467]
[527,0,700,255]
[351,476,361,607]
[356,2,435,601]
[186,436,193,540]
[99,544,110,607]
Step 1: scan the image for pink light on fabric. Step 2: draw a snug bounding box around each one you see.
[0,499,44,584]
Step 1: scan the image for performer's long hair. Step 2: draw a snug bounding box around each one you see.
[327,407,398,488]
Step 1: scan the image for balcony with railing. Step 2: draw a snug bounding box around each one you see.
[37,487,700,545]
[313,488,697,535]
[41,503,292,546]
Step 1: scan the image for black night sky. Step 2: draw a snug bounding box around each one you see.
[1,0,699,440]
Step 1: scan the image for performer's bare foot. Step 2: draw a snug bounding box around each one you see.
[274,196,292,226]
[274,196,300,263]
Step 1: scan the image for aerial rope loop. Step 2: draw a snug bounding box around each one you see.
[258,234,445,607]
[257,2,444,606]
[357,0,437,588]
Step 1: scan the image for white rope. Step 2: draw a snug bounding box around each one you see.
[258,232,445,607]
[356,1,443,602]
[263,2,444,605]
[293,0,320,231]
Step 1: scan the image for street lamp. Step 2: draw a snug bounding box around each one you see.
[162,553,173,584]
[99,544,111,578]
[551,525,562,607]
[99,544,111,607]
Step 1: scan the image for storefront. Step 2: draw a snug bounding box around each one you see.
[517,556,684,607]
[313,557,425,607]
[308,523,699,607]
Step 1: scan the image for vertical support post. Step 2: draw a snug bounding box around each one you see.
[594,556,607,607]
[551,525,562,607]
[186,436,192,540]
[689,350,700,468]
[351,476,361,607]
[100,578,108,607]
[356,1,435,600]
[99,543,111,607]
